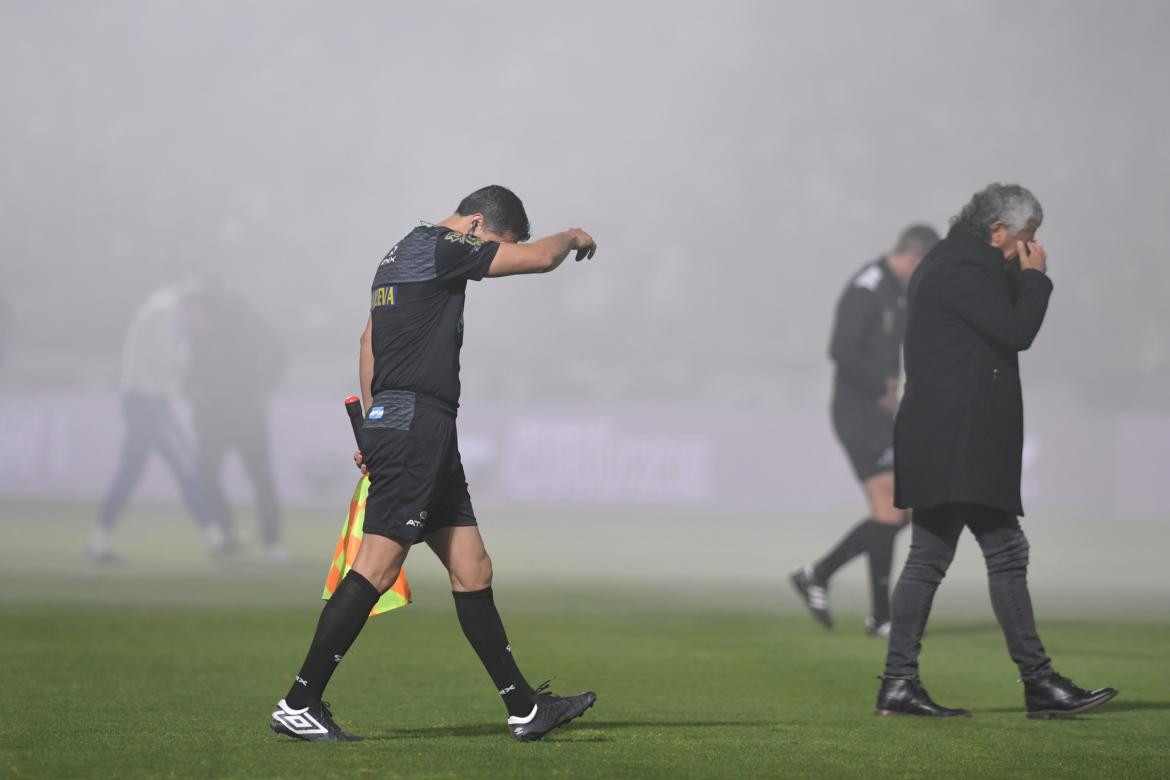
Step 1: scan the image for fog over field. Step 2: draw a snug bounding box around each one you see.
[1,1,1167,601]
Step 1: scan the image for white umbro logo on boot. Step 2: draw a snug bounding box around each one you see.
[272,699,327,735]
[507,703,538,734]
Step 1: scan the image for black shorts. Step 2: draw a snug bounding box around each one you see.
[359,390,477,544]
[832,399,895,482]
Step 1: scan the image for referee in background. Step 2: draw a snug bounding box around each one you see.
[791,225,938,637]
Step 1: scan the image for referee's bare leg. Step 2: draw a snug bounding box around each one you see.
[427,524,597,739]
[425,526,542,716]
[793,468,908,633]
[351,534,410,592]
[269,527,409,741]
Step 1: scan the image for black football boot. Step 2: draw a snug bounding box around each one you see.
[508,681,597,742]
[790,565,833,629]
[270,699,363,742]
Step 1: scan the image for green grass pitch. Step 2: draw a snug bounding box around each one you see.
[2,501,1169,778]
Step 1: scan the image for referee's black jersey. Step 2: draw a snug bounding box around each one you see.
[369,226,500,410]
[829,258,906,405]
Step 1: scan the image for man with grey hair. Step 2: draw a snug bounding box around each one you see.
[874,184,1117,719]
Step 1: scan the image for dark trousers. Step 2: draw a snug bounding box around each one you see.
[192,402,282,546]
[99,393,211,530]
[883,502,1053,681]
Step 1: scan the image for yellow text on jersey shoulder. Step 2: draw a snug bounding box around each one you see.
[371,285,398,309]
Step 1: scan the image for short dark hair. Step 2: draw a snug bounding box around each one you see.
[894,224,940,257]
[456,185,530,242]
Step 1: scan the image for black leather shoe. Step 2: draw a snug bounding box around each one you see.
[1024,672,1117,719]
[875,677,971,717]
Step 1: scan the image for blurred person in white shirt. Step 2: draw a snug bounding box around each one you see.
[88,286,219,563]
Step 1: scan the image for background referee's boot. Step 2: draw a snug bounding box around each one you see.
[270,699,363,742]
[875,677,970,717]
[1024,672,1117,719]
[790,565,833,629]
[508,682,596,742]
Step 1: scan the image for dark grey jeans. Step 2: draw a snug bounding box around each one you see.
[883,502,1053,681]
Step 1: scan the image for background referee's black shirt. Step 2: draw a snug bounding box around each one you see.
[829,258,906,406]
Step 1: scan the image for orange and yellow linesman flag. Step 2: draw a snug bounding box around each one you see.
[322,474,411,616]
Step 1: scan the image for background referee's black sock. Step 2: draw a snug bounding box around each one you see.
[866,521,902,625]
[452,587,536,718]
[813,518,874,583]
[285,570,380,709]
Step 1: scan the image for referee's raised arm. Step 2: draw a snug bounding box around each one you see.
[486,228,597,277]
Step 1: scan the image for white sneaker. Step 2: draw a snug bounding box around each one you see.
[86,527,124,565]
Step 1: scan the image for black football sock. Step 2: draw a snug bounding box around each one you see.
[452,587,536,718]
[866,521,903,625]
[285,570,380,709]
[813,518,874,583]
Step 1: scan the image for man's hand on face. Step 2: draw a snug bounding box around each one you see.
[1017,241,1047,274]
[879,377,900,415]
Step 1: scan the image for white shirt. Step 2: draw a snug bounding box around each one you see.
[120,287,188,397]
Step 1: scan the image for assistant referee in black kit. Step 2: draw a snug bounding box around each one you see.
[269,186,599,743]
[791,225,938,637]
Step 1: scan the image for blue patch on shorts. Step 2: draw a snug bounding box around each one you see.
[362,391,414,431]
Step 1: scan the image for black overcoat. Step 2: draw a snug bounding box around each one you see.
[893,231,1053,516]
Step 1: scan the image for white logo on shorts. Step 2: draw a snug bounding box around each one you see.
[368,407,384,420]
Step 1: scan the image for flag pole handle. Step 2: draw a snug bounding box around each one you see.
[344,395,364,446]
